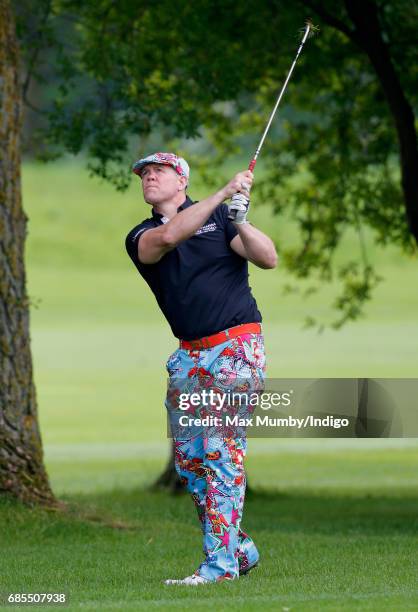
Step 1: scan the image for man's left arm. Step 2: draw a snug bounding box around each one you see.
[230,224,278,269]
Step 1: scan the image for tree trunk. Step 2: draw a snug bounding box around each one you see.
[152,441,184,494]
[343,0,418,244]
[303,0,418,243]
[0,0,55,505]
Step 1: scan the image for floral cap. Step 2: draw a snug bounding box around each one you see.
[132,152,190,180]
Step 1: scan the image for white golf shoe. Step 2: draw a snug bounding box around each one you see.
[164,574,210,586]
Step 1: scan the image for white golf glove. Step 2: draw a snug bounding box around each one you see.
[227,182,250,224]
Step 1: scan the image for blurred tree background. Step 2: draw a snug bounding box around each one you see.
[16,0,418,326]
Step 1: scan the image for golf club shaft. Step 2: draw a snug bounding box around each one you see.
[248,22,311,173]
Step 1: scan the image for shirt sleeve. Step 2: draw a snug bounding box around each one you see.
[219,203,238,244]
[125,220,154,266]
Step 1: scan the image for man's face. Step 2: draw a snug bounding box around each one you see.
[140,163,187,204]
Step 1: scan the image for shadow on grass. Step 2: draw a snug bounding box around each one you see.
[64,485,418,537]
[2,487,417,608]
[243,488,418,536]
[2,485,418,541]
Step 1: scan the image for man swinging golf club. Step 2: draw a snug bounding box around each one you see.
[125,21,313,586]
[125,151,277,585]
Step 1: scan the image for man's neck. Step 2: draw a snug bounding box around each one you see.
[152,193,187,219]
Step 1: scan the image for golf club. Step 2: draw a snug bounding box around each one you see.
[228,20,316,221]
[248,20,314,173]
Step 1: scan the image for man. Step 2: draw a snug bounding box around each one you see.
[125,151,277,585]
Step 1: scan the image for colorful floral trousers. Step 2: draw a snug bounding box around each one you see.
[165,330,266,581]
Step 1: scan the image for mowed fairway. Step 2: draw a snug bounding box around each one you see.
[1,160,417,611]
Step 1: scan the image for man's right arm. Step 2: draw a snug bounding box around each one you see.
[138,170,253,264]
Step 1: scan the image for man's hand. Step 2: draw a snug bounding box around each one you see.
[228,192,250,224]
[221,170,253,224]
[221,170,253,200]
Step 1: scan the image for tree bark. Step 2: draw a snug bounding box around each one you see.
[0,0,55,505]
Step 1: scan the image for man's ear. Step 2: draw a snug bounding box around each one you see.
[178,176,188,191]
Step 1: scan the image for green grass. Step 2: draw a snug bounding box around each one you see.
[1,159,417,610]
[1,451,418,611]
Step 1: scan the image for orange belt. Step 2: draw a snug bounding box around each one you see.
[180,322,262,350]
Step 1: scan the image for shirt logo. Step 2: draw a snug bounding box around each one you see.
[195,222,217,236]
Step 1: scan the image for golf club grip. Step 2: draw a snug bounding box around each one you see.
[248,159,257,172]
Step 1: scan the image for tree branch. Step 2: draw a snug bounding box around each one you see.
[343,0,418,243]
[22,94,47,115]
[22,0,52,100]
[300,0,357,42]
[300,0,418,244]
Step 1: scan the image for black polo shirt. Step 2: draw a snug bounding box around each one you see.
[125,196,262,340]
